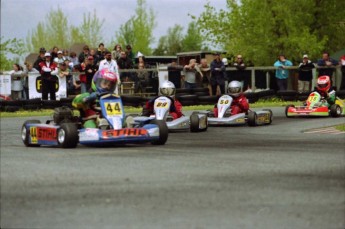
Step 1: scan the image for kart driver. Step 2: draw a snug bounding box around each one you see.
[312,75,336,107]
[213,80,250,116]
[72,69,118,128]
[142,80,183,120]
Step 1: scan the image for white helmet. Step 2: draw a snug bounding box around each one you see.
[228,80,242,97]
[222,58,228,66]
[160,80,176,97]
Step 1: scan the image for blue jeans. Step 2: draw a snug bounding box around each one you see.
[276,78,288,91]
[185,82,197,89]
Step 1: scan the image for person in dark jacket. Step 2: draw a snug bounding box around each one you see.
[317,52,338,77]
[33,47,46,72]
[298,54,315,92]
[210,52,226,95]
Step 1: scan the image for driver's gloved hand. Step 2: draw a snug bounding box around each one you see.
[84,92,99,103]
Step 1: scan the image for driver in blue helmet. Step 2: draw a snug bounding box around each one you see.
[72,69,118,128]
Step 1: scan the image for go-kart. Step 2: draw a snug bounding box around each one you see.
[285,91,344,117]
[132,96,208,132]
[21,93,169,148]
[206,95,272,126]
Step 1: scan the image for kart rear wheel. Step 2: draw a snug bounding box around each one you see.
[57,123,78,148]
[190,113,200,132]
[150,120,168,145]
[330,104,342,117]
[247,111,258,126]
[22,120,41,147]
[262,109,273,124]
[285,104,295,118]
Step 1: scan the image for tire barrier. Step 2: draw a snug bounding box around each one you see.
[2,88,345,111]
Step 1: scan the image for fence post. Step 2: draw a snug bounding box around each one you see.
[251,68,256,91]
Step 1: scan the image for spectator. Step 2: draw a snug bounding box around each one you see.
[85,56,98,92]
[298,54,315,93]
[273,54,293,91]
[57,62,70,81]
[117,51,134,82]
[78,59,88,93]
[89,48,99,67]
[232,55,249,91]
[53,50,65,65]
[62,50,71,62]
[33,47,46,72]
[9,63,24,100]
[51,46,59,60]
[340,55,345,90]
[69,51,79,68]
[22,62,39,99]
[96,43,107,61]
[210,53,226,95]
[111,44,122,61]
[183,59,202,89]
[136,62,150,93]
[39,52,58,100]
[66,65,81,96]
[199,58,211,94]
[78,45,90,64]
[98,51,121,93]
[167,59,183,89]
[317,51,338,77]
[126,45,135,63]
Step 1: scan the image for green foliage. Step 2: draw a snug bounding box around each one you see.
[0,37,25,70]
[77,10,105,48]
[153,25,184,55]
[181,22,203,52]
[196,0,344,65]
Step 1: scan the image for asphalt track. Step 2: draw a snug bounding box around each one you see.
[1,108,345,229]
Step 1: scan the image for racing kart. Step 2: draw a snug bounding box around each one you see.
[132,96,208,132]
[206,95,272,126]
[285,91,344,117]
[21,93,169,148]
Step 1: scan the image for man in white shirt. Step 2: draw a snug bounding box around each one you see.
[98,51,121,94]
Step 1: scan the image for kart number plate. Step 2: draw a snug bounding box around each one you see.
[104,102,122,116]
[30,127,38,143]
[155,101,169,108]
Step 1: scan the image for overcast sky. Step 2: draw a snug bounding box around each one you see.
[1,0,227,48]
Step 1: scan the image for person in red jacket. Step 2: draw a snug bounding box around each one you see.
[214,80,249,116]
[39,52,58,100]
[142,80,183,120]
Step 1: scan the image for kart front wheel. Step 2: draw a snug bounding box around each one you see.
[247,111,258,126]
[57,123,79,148]
[190,113,200,132]
[22,120,41,147]
[330,104,342,117]
[285,104,295,118]
[150,120,168,145]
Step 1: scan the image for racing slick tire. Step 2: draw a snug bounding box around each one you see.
[285,104,295,118]
[190,113,200,132]
[262,109,273,124]
[150,120,168,145]
[22,120,41,147]
[57,123,79,148]
[247,111,258,126]
[330,104,342,117]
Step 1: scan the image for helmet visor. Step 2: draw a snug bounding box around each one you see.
[96,78,116,92]
[228,87,241,94]
[318,83,328,88]
[160,87,175,96]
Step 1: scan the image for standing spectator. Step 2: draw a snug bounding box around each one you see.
[69,51,79,68]
[89,48,99,67]
[78,45,90,64]
[62,50,71,62]
[78,59,88,94]
[111,44,122,61]
[96,43,107,62]
[210,53,226,95]
[33,47,46,72]
[117,51,134,82]
[136,62,150,93]
[99,51,121,93]
[317,51,338,77]
[85,56,98,92]
[199,58,211,94]
[53,50,65,65]
[340,55,345,90]
[298,54,315,92]
[39,52,58,100]
[9,63,24,100]
[183,59,202,89]
[22,62,39,99]
[126,45,135,63]
[232,55,249,91]
[57,62,70,81]
[51,46,59,60]
[167,59,183,89]
[273,54,293,91]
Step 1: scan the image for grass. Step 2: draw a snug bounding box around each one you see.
[335,123,345,132]
[0,98,303,118]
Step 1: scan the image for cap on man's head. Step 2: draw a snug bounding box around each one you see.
[57,50,63,54]
[44,52,51,57]
[99,43,104,47]
[39,47,46,53]
[303,54,308,58]
[126,45,132,49]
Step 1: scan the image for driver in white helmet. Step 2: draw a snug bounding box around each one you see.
[142,80,183,120]
[213,80,249,116]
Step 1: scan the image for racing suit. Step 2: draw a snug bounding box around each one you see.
[213,93,249,116]
[143,97,183,120]
[72,92,100,128]
[313,88,336,108]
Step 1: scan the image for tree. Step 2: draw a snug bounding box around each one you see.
[115,0,156,56]
[1,37,25,71]
[153,25,184,56]
[196,0,344,65]
[181,22,204,52]
[77,10,105,48]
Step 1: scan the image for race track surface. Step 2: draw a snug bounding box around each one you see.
[1,107,344,229]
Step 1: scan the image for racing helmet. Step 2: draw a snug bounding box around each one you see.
[159,80,176,97]
[316,75,331,93]
[91,69,118,93]
[228,80,242,97]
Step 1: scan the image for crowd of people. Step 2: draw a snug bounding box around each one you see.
[6,44,345,101]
